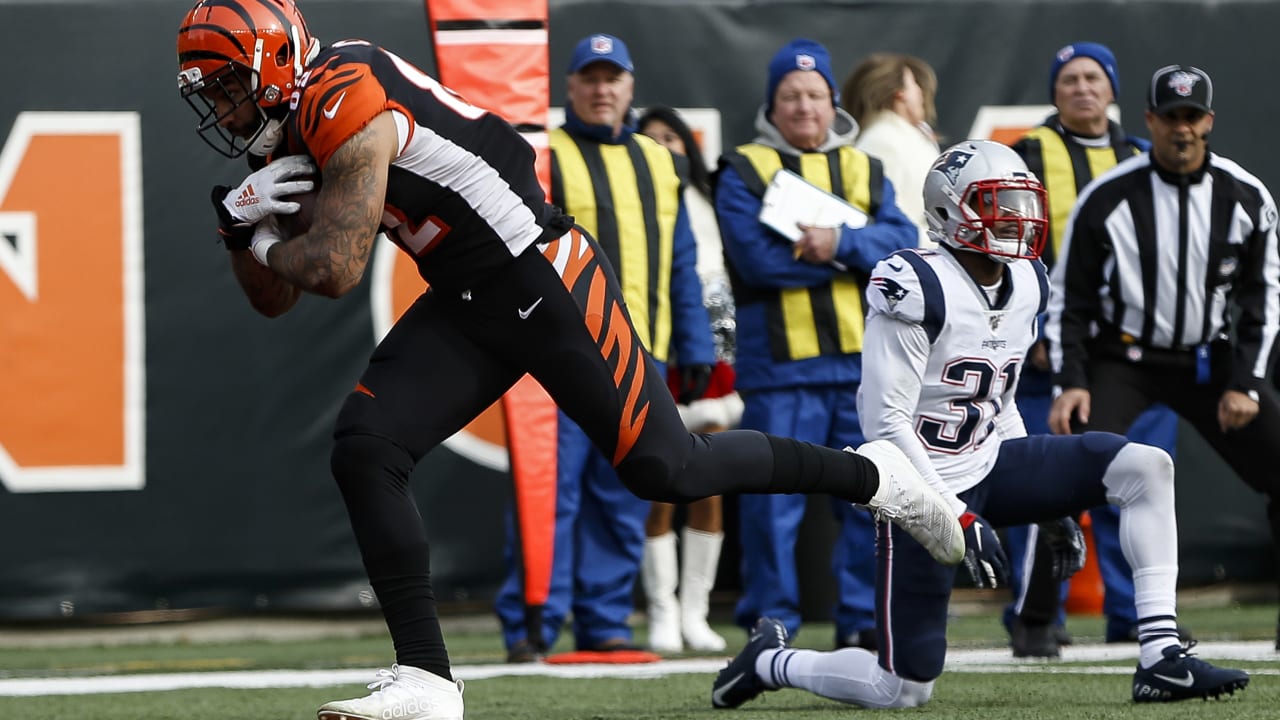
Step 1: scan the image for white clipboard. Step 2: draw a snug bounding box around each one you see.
[758,168,869,242]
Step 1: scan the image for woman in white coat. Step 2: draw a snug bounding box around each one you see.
[842,54,941,248]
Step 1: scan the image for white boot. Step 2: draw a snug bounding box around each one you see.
[680,527,727,652]
[642,531,682,652]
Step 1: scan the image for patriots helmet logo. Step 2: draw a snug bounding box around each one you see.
[931,148,973,186]
[871,276,910,309]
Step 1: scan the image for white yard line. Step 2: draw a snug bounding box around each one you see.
[0,642,1274,697]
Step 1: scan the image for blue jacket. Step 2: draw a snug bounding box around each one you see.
[716,106,918,390]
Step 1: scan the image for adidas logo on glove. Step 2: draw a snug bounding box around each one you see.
[234,186,260,208]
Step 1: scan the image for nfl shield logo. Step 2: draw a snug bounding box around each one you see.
[796,53,816,71]
[591,35,613,55]
[1168,71,1199,97]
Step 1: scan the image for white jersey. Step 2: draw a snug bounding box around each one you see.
[857,248,1049,512]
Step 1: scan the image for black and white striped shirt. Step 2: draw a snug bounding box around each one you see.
[1046,152,1280,393]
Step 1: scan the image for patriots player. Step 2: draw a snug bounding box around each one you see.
[712,140,1248,709]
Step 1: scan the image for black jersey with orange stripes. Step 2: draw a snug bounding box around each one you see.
[280,40,564,291]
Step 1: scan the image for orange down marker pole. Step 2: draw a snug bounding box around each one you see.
[425,0,557,649]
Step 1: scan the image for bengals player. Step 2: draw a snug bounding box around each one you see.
[176,2,964,718]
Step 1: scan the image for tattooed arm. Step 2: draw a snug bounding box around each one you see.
[259,111,396,299]
[230,247,301,317]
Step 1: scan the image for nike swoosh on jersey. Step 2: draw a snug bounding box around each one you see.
[1152,672,1196,687]
[517,296,544,319]
[322,91,347,120]
[887,261,904,271]
[711,673,746,707]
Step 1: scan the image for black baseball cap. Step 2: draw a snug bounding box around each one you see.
[1148,65,1213,114]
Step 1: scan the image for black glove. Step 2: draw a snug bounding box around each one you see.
[677,363,713,404]
[960,512,1009,589]
[1038,516,1087,582]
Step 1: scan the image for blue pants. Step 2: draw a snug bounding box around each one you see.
[495,409,651,651]
[881,433,1125,681]
[1006,370,1178,634]
[733,385,876,641]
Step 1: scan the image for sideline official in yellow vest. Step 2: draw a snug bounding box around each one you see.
[714,38,917,651]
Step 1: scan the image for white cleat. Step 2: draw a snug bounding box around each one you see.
[318,664,464,720]
[850,440,964,565]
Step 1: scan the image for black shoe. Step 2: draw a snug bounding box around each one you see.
[835,628,878,652]
[1010,617,1060,658]
[711,618,787,709]
[1132,641,1249,702]
[1052,624,1073,646]
[506,639,542,663]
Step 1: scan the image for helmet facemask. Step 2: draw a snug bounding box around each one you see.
[951,178,1047,263]
[178,61,284,158]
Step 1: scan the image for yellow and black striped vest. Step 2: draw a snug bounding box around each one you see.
[723,143,883,362]
[550,128,683,361]
[1016,120,1143,268]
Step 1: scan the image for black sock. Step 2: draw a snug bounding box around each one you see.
[765,435,877,503]
[366,544,453,680]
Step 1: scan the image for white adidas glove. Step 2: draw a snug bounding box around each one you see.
[221,155,316,226]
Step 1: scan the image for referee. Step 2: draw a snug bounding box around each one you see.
[1046,64,1280,648]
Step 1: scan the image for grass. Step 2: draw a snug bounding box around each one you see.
[0,602,1274,719]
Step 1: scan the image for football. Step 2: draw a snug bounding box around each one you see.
[276,173,320,238]
[277,188,318,238]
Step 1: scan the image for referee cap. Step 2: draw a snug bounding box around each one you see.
[1148,65,1213,114]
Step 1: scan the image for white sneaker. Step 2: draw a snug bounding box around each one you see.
[318,664,464,720]
[850,440,964,565]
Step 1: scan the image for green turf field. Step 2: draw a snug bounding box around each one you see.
[0,602,1274,719]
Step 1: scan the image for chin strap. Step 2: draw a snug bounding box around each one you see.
[247,117,285,157]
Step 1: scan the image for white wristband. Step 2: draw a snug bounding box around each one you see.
[252,237,280,267]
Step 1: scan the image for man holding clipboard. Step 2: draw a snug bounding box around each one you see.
[715,38,918,652]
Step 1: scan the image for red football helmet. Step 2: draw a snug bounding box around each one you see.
[176,0,317,157]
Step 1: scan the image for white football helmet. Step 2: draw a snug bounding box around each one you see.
[923,140,1047,262]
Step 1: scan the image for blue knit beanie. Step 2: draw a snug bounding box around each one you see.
[765,38,838,113]
[1049,42,1119,102]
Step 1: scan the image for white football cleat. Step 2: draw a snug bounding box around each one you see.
[318,664,464,720]
[851,440,964,565]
